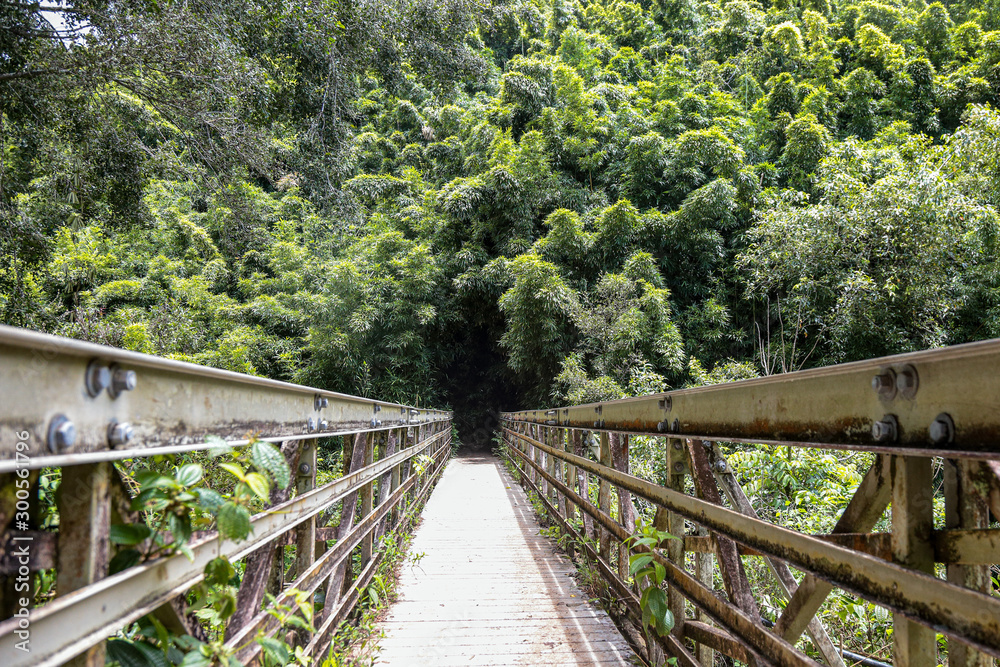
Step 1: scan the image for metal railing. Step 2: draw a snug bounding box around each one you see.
[501,338,1000,667]
[0,325,452,666]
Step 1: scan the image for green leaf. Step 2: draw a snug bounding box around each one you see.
[257,636,289,665]
[244,472,271,501]
[214,590,237,620]
[195,488,224,512]
[628,553,653,575]
[179,649,213,667]
[646,587,669,630]
[109,549,142,575]
[218,502,251,541]
[135,471,176,490]
[251,441,290,489]
[368,584,380,606]
[204,557,236,586]
[219,462,246,482]
[175,463,203,487]
[106,639,169,667]
[110,523,152,546]
[168,513,192,546]
[653,561,666,586]
[206,435,233,457]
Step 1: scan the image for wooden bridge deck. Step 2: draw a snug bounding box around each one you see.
[375,453,637,666]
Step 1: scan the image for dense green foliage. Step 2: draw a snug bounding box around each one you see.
[5,0,1000,443]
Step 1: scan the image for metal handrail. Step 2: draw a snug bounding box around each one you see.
[500,338,1000,667]
[0,326,454,666]
[0,324,450,471]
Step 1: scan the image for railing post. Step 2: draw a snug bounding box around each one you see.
[891,455,936,667]
[944,459,991,667]
[547,427,559,510]
[661,437,687,643]
[612,433,635,581]
[563,428,575,525]
[360,432,376,569]
[571,430,593,539]
[387,428,402,534]
[294,439,318,579]
[598,431,612,562]
[56,463,112,667]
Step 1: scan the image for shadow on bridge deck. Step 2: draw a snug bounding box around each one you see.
[375,452,638,666]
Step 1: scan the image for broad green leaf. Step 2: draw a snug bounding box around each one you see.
[646,587,669,627]
[653,561,666,586]
[135,471,176,489]
[206,435,233,457]
[106,639,169,667]
[629,554,653,575]
[195,488,225,512]
[219,462,246,482]
[175,463,203,487]
[179,649,213,667]
[109,549,142,575]
[244,471,271,501]
[218,502,251,541]
[251,441,290,489]
[256,636,289,665]
[110,523,152,546]
[168,513,192,546]
[204,557,236,585]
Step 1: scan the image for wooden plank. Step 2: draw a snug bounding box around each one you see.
[376,454,635,666]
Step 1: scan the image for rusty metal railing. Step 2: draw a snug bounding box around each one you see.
[0,325,452,666]
[501,339,1000,667]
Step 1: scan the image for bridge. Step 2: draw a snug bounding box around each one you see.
[0,324,998,667]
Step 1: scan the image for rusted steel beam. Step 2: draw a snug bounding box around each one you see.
[504,338,1000,458]
[0,325,450,470]
[0,429,447,667]
[774,455,891,643]
[687,441,759,620]
[503,427,1000,658]
[507,442,803,667]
